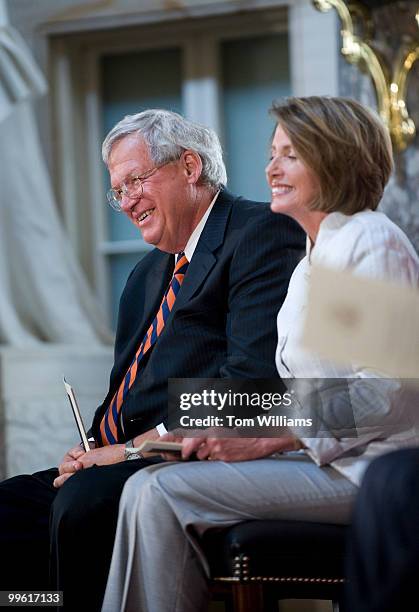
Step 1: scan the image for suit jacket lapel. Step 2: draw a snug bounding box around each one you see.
[125,189,234,358]
[172,188,234,312]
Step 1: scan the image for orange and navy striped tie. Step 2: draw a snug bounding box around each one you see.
[98,253,189,446]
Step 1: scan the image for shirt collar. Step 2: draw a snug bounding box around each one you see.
[306,235,314,263]
[182,190,219,262]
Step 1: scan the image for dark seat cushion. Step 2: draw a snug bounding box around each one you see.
[203,520,348,580]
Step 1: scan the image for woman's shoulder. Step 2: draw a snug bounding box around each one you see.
[319,210,416,255]
[343,209,405,234]
[314,210,419,285]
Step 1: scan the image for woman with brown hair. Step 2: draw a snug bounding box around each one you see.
[102,97,419,612]
[267,96,419,486]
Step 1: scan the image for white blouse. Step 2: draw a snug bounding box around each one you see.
[276,210,419,486]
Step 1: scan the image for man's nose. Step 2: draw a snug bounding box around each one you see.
[120,192,139,212]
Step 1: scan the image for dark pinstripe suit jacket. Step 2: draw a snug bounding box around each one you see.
[91,188,305,443]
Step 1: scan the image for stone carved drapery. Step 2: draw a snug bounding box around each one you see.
[0,0,111,346]
[0,345,113,477]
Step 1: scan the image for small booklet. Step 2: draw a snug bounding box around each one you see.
[136,440,183,454]
[63,377,91,452]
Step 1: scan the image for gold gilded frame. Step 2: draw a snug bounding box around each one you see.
[313,0,419,151]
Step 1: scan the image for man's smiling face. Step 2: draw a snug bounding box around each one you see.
[108,134,195,253]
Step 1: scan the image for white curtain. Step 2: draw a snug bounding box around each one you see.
[0,0,111,346]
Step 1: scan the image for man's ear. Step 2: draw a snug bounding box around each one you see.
[182,150,203,184]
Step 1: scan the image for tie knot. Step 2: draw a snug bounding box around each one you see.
[175,252,189,275]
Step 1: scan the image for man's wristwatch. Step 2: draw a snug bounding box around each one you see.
[124,439,144,461]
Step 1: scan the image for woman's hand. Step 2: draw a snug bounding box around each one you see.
[193,436,299,462]
[159,430,301,462]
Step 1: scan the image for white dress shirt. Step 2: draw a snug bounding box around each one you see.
[276,209,419,485]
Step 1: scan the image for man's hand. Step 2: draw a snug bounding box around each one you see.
[53,427,161,488]
[132,427,160,450]
[53,443,126,488]
[54,443,91,489]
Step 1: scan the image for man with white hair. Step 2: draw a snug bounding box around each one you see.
[0,109,304,610]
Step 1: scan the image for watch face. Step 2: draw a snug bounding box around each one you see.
[125,448,141,461]
[127,453,141,460]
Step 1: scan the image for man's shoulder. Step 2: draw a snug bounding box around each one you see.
[223,189,304,241]
[130,247,165,270]
[122,248,169,291]
[220,188,269,218]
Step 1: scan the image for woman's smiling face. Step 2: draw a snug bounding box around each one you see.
[266,123,320,224]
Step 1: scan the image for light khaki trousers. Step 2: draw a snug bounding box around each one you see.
[102,454,357,612]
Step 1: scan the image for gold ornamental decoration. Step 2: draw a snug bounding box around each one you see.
[313,0,419,151]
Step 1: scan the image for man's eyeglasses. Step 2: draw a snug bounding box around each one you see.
[107,161,172,212]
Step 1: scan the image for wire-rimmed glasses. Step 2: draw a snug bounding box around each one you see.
[106,161,171,212]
